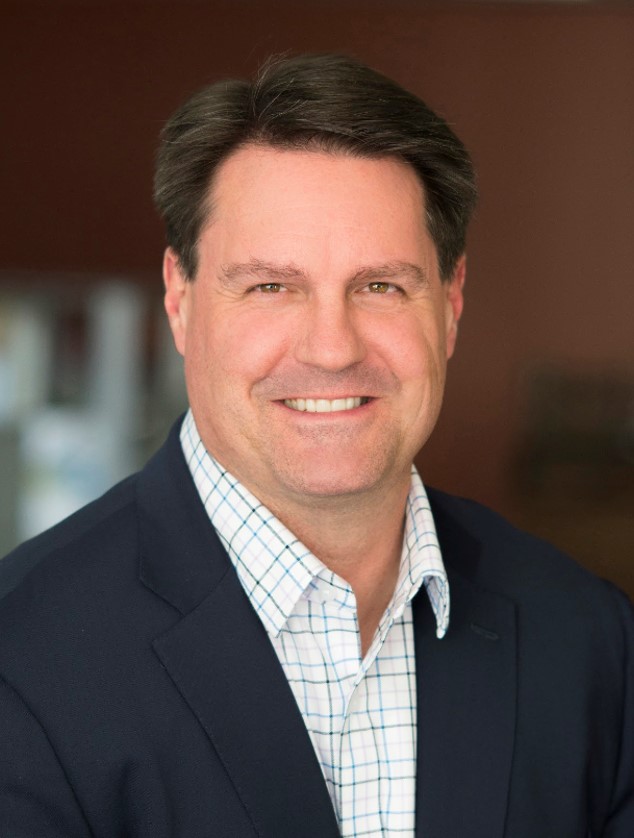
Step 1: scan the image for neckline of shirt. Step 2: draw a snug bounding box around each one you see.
[180,409,450,640]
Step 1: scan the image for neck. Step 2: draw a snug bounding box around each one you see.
[263,480,410,656]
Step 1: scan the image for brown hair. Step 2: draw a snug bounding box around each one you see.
[154,53,477,280]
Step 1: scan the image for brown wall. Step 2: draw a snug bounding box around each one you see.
[2,2,633,592]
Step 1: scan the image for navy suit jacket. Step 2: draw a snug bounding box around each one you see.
[0,420,632,837]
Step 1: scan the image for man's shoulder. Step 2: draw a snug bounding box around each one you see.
[427,485,570,563]
[0,419,188,605]
[426,486,630,615]
[0,470,152,693]
[0,418,204,661]
[0,472,139,602]
[426,488,633,690]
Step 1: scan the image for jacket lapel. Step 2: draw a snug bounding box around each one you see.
[137,424,340,837]
[415,494,517,838]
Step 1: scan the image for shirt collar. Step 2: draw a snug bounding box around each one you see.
[180,409,450,639]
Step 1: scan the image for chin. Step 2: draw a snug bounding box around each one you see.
[274,461,394,502]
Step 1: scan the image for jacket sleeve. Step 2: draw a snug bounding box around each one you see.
[602,586,634,837]
[0,676,91,837]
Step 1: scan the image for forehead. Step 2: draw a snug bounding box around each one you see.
[210,143,424,205]
[202,145,432,263]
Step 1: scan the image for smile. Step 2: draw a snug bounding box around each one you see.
[283,397,369,413]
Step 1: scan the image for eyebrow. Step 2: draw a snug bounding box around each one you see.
[219,259,308,287]
[350,261,430,288]
[219,259,429,288]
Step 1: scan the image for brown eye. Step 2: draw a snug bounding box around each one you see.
[257,283,283,293]
[368,282,391,294]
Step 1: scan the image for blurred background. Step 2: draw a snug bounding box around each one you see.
[1,0,632,597]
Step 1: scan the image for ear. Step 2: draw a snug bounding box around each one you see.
[163,248,191,357]
[444,254,466,359]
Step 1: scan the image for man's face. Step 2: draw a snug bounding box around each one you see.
[164,145,464,513]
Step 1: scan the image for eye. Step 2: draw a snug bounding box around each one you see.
[367,281,398,294]
[254,282,285,293]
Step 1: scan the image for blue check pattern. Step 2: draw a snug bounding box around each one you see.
[181,410,449,837]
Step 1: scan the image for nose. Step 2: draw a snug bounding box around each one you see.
[294,293,367,371]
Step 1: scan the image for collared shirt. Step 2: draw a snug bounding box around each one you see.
[181,410,449,837]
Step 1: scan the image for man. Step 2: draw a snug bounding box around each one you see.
[0,54,631,838]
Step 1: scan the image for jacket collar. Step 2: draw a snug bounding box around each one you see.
[137,418,228,615]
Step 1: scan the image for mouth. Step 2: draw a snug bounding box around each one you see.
[283,396,371,413]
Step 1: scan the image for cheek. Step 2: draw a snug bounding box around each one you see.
[182,308,233,401]
[203,310,293,385]
[384,317,443,378]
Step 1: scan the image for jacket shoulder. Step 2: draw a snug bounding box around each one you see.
[0,474,138,601]
[426,486,630,610]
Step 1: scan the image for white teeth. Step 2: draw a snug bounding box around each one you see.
[284,397,364,413]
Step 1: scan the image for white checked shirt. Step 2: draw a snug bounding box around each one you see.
[181,411,450,837]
